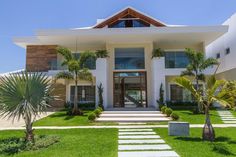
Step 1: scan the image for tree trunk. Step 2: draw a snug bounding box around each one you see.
[24,114,34,142]
[72,74,83,115]
[202,106,215,141]
[195,72,203,113]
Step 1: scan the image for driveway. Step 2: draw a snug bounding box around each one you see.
[0,111,55,128]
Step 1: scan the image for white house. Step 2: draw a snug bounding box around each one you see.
[13,7,228,110]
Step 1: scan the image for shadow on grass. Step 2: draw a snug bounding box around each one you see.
[211,143,235,156]
[175,136,233,143]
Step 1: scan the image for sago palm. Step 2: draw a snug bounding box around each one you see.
[175,75,236,141]
[0,71,53,141]
[181,48,219,112]
[56,47,94,115]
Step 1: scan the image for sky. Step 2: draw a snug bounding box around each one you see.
[0,0,236,73]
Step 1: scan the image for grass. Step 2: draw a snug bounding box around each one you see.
[34,110,117,126]
[155,127,236,157]
[0,129,118,157]
[174,109,223,124]
[231,110,236,117]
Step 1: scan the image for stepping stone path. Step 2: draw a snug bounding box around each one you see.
[217,110,236,124]
[118,123,179,157]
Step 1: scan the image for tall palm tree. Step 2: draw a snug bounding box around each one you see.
[0,71,53,141]
[175,76,236,141]
[56,47,94,115]
[181,48,219,112]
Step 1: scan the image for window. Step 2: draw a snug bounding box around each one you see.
[225,48,230,55]
[48,59,57,70]
[70,86,95,103]
[115,48,145,69]
[170,84,203,102]
[73,53,96,69]
[109,19,150,28]
[216,53,220,59]
[165,51,189,68]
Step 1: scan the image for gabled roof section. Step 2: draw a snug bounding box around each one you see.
[93,7,166,28]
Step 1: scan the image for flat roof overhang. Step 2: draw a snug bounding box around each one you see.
[14,26,228,50]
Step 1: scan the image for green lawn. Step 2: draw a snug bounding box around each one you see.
[174,110,223,124]
[231,110,236,117]
[155,127,236,157]
[34,110,117,126]
[0,129,118,157]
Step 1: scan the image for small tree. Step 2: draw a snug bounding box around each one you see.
[175,76,236,141]
[56,47,94,115]
[97,83,104,110]
[95,50,109,58]
[0,71,53,142]
[157,83,165,110]
[152,48,164,58]
[181,48,219,112]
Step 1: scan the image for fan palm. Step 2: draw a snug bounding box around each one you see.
[0,71,53,141]
[56,47,94,115]
[175,76,236,141]
[181,48,219,112]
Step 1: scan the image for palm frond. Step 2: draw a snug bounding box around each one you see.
[78,68,93,82]
[200,58,219,70]
[55,71,74,80]
[56,47,74,64]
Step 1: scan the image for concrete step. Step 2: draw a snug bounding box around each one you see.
[119,132,156,135]
[118,151,179,157]
[96,117,170,122]
[119,129,153,132]
[118,144,171,151]
[100,113,165,117]
[119,122,147,125]
[102,111,161,114]
[119,135,161,139]
[118,139,165,144]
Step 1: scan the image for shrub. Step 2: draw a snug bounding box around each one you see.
[94,109,102,117]
[152,48,164,58]
[97,107,103,112]
[165,108,173,117]
[88,112,96,121]
[95,50,109,58]
[161,106,167,114]
[170,112,179,120]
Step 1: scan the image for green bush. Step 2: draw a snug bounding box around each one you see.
[0,135,59,155]
[94,109,102,117]
[88,112,96,121]
[97,107,103,112]
[165,108,173,117]
[170,112,179,120]
[161,106,167,113]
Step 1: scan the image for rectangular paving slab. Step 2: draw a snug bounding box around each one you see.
[118,144,171,150]
[118,151,179,157]
[223,121,236,123]
[118,139,165,144]
[119,135,160,139]
[119,129,153,132]
[119,132,156,135]
[119,123,147,125]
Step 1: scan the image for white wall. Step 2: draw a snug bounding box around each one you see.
[206,13,236,74]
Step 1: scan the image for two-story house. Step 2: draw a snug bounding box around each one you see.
[13,7,228,110]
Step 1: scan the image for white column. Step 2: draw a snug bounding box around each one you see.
[95,58,108,109]
[151,57,166,110]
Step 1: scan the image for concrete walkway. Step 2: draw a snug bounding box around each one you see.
[217,110,236,124]
[118,123,179,157]
[0,111,55,128]
[1,124,236,131]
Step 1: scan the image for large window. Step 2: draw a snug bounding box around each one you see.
[73,53,96,70]
[70,86,95,103]
[170,84,203,102]
[115,48,145,69]
[165,51,189,68]
[109,19,150,28]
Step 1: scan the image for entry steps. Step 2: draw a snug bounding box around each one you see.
[96,111,170,122]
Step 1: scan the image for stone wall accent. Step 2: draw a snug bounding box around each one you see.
[50,83,66,108]
[26,45,57,72]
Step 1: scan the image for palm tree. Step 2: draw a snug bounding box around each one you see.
[175,76,236,141]
[56,47,94,115]
[181,48,219,112]
[0,71,53,142]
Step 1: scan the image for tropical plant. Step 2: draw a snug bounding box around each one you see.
[157,83,165,110]
[170,112,179,120]
[0,71,53,142]
[181,48,219,112]
[56,47,94,115]
[88,112,96,121]
[152,48,164,58]
[97,83,104,110]
[95,50,109,58]
[175,75,236,141]
[165,108,173,117]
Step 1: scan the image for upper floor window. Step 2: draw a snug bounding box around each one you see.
[73,53,96,70]
[115,48,145,69]
[109,19,150,28]
[216,53,220,59]
[225,48,230,55]
[165,51,189,68]
[48,59,57,70]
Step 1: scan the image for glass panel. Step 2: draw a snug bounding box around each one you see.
[115,48,145,69]
[170,84,183,101]
[70,86,95,103]
[72,53,96,70]
[49,59,57,70]
[109,20,126,28]
[165,51,189,68]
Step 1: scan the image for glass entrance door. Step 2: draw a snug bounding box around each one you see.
[113,72,147,108]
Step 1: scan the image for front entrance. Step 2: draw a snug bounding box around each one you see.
[113,72,147,108]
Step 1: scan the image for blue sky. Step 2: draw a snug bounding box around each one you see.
[0,0,236,73]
